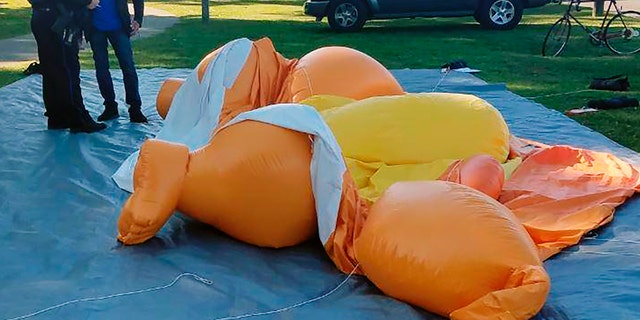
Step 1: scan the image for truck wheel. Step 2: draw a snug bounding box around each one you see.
[475,0,523,30]
[327,0,369,32]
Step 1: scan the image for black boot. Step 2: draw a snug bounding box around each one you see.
[47,117,71,130]
[98,102,119,121]
[47,112,71,130]
[70,111,107,133]
[128,106,148,123]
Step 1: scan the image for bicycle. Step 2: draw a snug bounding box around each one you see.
[542,0,640,56]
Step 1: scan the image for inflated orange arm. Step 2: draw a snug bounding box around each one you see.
[118,139,190,245]
[450,265,550,320]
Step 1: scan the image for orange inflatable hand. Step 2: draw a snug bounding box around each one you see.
[118,139,190,245]
[439,154,505,199]
[450,265,550,320]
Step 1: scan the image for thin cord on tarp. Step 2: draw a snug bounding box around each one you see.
[212,263,360,320]
[4,273,213,320]
[3,264,360,320]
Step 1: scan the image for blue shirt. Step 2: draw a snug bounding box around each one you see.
[92,0,121,31]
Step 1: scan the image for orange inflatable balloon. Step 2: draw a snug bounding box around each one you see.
[286,46,405,102]
[355,181,549,320]
[439,154,505,199]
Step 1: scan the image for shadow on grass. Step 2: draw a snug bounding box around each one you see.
[148,0,303,7]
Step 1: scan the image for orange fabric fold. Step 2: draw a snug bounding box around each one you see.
[500,142,640,260]
[214,37,298,132]
[324,170,370,275]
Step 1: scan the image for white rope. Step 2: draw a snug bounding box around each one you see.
[212,263,361,320]
[432,69,450,92]
[572,250,640,258]
[524,89,596,99]
[4,273,213,320]
[569,232,640,257]
[583,236,640,245]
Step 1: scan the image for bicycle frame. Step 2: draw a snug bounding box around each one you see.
[562,0,621,42]
[543,0,640,56]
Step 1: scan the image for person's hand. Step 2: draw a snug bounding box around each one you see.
[130,19,140,36]
[87,0,100,10]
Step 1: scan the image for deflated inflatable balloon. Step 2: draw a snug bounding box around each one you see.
[114,37,640,320]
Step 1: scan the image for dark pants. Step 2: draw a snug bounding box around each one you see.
[89,29,141,110]
[30,6,89,126]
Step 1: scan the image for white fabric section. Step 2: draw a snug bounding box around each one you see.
[221,104,346,245]
[112,38,253,192]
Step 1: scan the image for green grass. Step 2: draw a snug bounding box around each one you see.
[0,0,31,40]
[1,0,639,150]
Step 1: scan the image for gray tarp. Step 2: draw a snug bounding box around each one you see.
[1,68,638,320]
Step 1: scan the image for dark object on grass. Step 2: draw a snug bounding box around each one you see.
[587,96,639,110]
[589,75,630,92]
[565,96,639,116]
[441,60,469,70]
[23,61,41,75]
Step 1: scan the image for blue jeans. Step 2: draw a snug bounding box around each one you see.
[89,29,141,110]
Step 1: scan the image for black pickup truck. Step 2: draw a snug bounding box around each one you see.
[304,0,551,31]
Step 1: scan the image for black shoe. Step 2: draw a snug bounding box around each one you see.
[70,121,107,133]
[70,113,107,133]
[128,107,148,123]
[47,118,71,130]
[98,107,119,121]
[23,61,41,75]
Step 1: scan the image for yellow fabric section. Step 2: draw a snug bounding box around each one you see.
[502,157,523,180]
[320,93,512,201]
[322,93,510,165]
[348,158,457,202]
[299,94,356,112]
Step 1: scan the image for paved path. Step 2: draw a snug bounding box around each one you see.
[0,5,178,67]
[578,0,640,13]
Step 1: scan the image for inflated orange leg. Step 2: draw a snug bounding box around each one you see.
[118,139,190,245]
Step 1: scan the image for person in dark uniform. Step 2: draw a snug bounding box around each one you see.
[29,0,107,133]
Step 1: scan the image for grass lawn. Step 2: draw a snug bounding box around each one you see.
[1,0,639,150]
[0,0,31,40]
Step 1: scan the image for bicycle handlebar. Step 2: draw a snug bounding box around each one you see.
[554,0,585,11]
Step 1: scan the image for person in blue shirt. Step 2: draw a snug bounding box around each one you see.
[86,0,147,123]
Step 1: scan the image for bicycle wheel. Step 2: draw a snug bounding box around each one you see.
[605,10,640,55]
[542,16,571,57]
